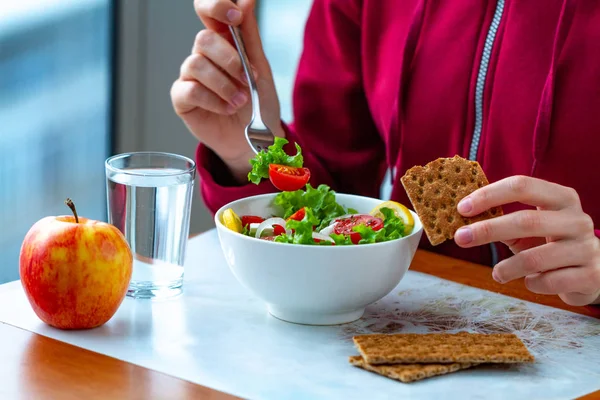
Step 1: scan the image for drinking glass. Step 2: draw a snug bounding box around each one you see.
[105,152,196,299]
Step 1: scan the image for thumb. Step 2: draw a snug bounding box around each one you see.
[235,0,271,76]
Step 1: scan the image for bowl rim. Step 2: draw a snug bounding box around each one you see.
[214,192,423,249]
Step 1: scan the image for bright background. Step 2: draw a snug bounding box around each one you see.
[0,0,314,284]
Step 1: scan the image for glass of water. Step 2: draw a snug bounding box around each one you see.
[105,152,196,299]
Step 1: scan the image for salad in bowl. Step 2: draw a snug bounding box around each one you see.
[214,138,423,325]
[220,138,415,247]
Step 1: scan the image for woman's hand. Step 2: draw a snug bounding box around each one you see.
[170,0,283,182]
[454,175,600,306]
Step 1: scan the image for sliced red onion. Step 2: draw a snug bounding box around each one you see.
[255,217,288,238]
[319,223,337,236]
[312,232,334,243]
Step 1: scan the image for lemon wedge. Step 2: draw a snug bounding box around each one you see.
[222,208,243,233]
[370,200,414,235]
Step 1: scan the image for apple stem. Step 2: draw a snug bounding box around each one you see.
[65,198,79,223]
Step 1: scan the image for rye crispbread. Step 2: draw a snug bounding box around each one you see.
[353,332,534,365]
[400,155,503,246]
[349,355,475,383]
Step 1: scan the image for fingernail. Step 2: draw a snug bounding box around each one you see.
[226,104,236,115]
[231,91,247,107]
[457,197,473,214]
[455,227,473,245]
[240,72,248,85]
[492,269,503,283]
[226,9,242,23]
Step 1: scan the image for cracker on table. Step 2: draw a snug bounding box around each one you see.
[353,332,534,365]
[349,355,475,383]
[400,155,503,246]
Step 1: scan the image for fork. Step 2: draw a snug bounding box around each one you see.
[228,1,275,154]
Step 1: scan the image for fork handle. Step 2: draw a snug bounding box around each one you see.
[228,9,266,129]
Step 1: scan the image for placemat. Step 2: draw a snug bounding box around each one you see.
[0,230,598,400]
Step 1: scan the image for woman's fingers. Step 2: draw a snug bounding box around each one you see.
[492,238,596,283]
[194,0,243,31]
[171,79,234,116]
[458,175,583,216]
[181,54,248,110]
[193,0,265,77]
[559,290,600,307]
[192,29,256,87]
[524,265,600,297]
[502,237,547,254]
[191,0,272,114]
[454,209,591,247]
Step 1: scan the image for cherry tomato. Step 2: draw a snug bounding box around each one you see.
[241,215,265,228]
[273,224,286,236]
[287,208,306,222]
[333,215,383,244]
[268,164,310,192]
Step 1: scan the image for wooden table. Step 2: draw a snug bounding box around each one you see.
[1,248,598,400]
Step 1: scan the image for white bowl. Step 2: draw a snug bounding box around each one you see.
[214,193,423,325]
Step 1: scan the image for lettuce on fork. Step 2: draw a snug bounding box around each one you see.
[248,137,303,185]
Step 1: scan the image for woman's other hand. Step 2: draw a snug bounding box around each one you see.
[454,175,600,306]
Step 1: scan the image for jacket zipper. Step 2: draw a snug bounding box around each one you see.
[469,0,505,265]
[469,0,505,161]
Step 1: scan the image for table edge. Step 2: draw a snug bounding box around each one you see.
[0,321,240,399]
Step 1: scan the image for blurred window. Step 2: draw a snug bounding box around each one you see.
[0,0,113,283]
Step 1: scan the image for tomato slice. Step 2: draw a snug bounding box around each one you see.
[333,215,384,244]
[268,164,310,192]
[260,235,277,241]
[241,215,265,228]
[287,207,306,222]
[273,224,286,236]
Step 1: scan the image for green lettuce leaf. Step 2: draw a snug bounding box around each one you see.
[274,207,333,245]
[329,233,354,246]
[352,207,407,244]
[352,224,384,244]
[248,137,303,185]
[273,184,355,231]
[285,207,320,244]
[273,234,293,244]
[241,224,250,237]
[378,207,406,240]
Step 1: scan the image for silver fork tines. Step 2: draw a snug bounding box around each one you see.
[228,17,275,154]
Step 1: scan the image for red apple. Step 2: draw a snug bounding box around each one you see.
[19,198,133,330]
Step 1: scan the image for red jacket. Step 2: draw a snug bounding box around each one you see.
[196,0,600,266]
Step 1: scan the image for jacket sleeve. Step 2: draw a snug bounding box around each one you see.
[196,0,386,214]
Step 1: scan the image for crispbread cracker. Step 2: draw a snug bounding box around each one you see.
[349,355,475,383]
[353,332,534,364]
[400,155,503,246]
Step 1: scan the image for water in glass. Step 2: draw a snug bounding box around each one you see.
[106,154,195,299]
